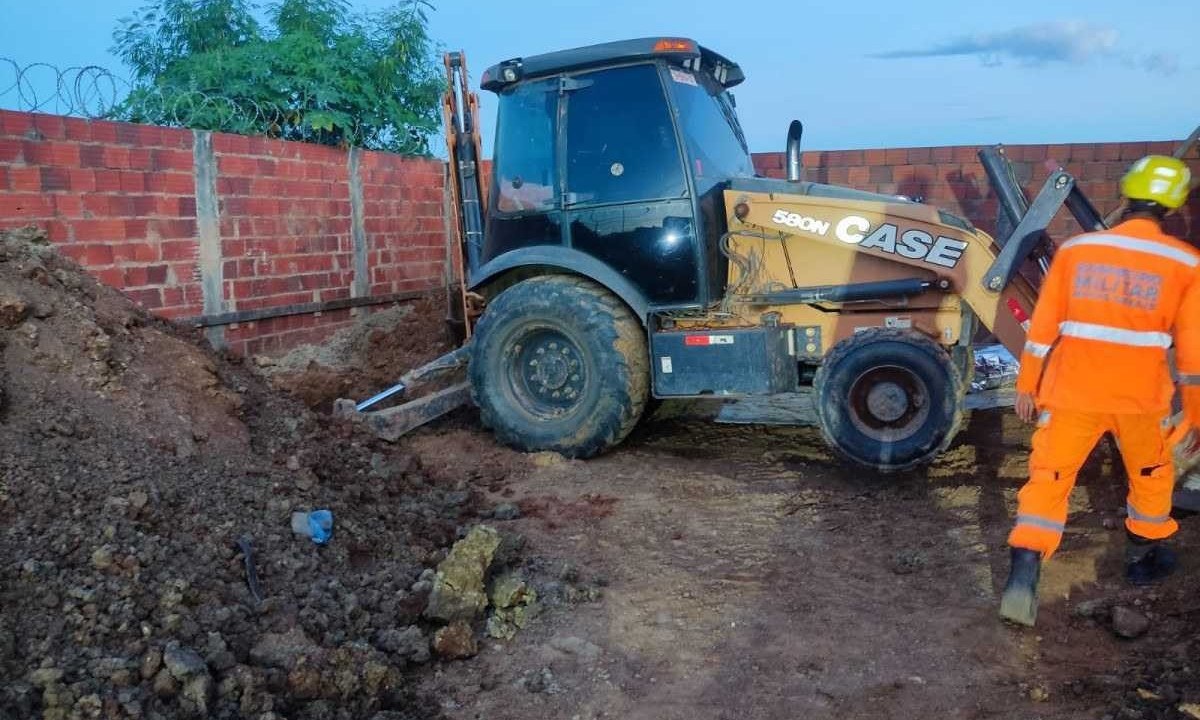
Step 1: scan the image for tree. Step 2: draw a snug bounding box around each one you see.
[112,0,443,155]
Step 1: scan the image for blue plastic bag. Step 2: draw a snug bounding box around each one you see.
[307,510,334,545]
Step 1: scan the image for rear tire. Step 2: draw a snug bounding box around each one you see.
[469,275,648,458]
[813,328,964,473]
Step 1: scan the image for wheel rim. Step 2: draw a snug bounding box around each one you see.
[506,328,588,418]
[846,365,930,443]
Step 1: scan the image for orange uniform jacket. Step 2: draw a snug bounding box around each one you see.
[1016,218,1200,426]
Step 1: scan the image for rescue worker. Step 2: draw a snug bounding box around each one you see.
[999,155,1200,627]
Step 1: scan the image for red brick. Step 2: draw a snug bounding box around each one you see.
[907,147,932,164]
[869,165,893,183]
[75,218,127,241]
[39,166,70,191]
[1120,142,1149,160]
[53,195,83,217]
[0,194,53,218]
[9,167,40,191]
[77,244,115,267]
[0,138,24,162]
[26,114,66,140]
[1069,144,1097,162]
[94,170,121,192]
[931,147,954,163]
[94,267,125,288]
[150,148,193,173]
[127,147,153,170]
[69,169,96,193]
[161,240,198,261]
[154,218,197,239]
[120,172,147,193]
[62,117,92,141]
[112,242,160,263]
[103,145,130,168]
[125,288,163,309]
[0,110,34,135]
[952,146,977,163]
[146,172,194,195]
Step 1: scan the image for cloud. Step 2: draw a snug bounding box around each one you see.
[871,21,1178,75]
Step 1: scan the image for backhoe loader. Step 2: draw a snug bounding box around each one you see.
[338,36,1133,473]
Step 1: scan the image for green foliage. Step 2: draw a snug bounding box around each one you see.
[112,0,443,155]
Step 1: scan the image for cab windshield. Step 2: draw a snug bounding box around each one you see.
[666,65,754,191]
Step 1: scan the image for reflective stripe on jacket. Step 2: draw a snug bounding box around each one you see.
[1015,218,1200,422]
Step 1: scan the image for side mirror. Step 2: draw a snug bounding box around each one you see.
[786,120,804,183]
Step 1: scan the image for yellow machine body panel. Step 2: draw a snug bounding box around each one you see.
[671,188,1037,361]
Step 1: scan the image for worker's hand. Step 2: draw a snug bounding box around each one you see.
[1015,392,1038,424]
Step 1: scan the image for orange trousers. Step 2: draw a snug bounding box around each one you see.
[1008,408,1179,558]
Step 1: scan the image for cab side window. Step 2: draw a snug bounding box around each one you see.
[566,64,686,206]
[493,79,558,213]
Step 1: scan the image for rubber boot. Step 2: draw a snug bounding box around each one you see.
[1126,536,1177,587]
[999,547,1041,627]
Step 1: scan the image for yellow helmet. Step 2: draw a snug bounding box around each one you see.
[1120,155,1192,210]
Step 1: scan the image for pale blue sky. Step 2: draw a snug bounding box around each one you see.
[2,0,1198,153]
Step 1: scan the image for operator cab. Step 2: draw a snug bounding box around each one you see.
[478,37,755,311]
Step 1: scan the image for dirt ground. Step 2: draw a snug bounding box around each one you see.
[410,405,1200,720]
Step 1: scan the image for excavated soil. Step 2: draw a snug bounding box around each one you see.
[0,227,524,720]
[264,295,452,413]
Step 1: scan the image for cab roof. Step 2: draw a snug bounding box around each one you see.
[480,37,745,93]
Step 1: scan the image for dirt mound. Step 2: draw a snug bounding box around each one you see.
[264,296,452,413]
[0,226,482,719]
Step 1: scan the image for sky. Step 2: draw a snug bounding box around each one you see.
[2,0,1199,154]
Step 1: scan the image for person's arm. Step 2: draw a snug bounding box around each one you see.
[1176,267,1200,428]
[1015,252,1070,399]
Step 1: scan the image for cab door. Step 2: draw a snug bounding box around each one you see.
[561,63,703,307]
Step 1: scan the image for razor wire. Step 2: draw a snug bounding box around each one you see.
[0,58,430,154]
[0,58,127,118]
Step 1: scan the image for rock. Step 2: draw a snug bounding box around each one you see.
[1029,685,1050,702]
[372,626,430,664]
[204,633,237,672]
[487,573,539,640]
[432,621,478,660]
[90,545,115,570]
[286,666,322,700]
[140,648,162,680]
[424,525,501,623]
[163,643,208,679]
[530,451,564,468]
[1074,598,1112,619]
[286,455,301,471]
[524,667,560,694]
[181,674,214,715]
[128,491,149,510]
[1112,606,1151,639]
[0,295,29,329]
[74,694,103,718]
[890,550,926,575]
[492,503,521,521]
[28,667,64,687]
[547,635,602,663]
[1179,703,1200,719]
[250,627,320,670]
[152,668,179,698]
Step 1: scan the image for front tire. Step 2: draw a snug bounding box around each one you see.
[813,328,964,473]
[469,275,649,458]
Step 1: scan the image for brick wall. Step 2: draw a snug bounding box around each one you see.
[3,106,1197,358]
[0,110,447,356]
[751,141,1200,246]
